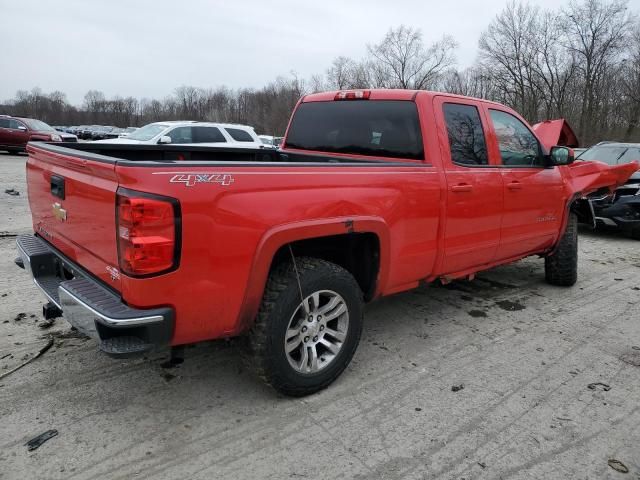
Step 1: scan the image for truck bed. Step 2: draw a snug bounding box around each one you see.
[25,141,441,346]
[35,142,421,166]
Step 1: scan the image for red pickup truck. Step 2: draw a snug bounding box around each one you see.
[16,89,637,396]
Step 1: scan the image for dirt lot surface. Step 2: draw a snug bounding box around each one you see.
[1,152,639,479]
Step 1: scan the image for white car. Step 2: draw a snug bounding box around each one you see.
[95,121,263,148]
[259,135,283,148]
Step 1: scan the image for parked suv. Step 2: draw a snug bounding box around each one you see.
[0,116,72,153]
[95,121,264,148]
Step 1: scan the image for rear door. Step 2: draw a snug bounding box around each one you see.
[435,97,503,275]
[485,107,565,259]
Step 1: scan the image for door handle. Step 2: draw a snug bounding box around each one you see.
[451,183,473,193]
[507,181,523,190]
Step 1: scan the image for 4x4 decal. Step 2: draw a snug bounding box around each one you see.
[152,172,234,187]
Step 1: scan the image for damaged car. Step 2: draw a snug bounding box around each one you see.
[577,142,640,239]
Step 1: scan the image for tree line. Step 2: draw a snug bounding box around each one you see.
[1,0,638,145]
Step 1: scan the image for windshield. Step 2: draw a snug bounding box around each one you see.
[285,100,424,160]
[126,124,168,141]
[617,147,640,164]
[21,119,55,132]
[578,145,629,165]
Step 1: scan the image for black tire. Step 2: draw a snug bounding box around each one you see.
[545,212,578,286]
[247,257,363,397]
[629,225,640,240]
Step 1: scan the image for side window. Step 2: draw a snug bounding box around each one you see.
[443,103,488,166]
[225,128,254,142]
[193,127,226,143]
[0,118,11,128]
[489,110,542,167]
[167,127,193,144]
[9,120,22,129]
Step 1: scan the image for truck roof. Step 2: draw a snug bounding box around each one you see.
[302,89,507,108]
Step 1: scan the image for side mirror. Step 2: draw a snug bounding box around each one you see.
[17,125,27,131]
[157,135,172,145]
[549,146,574,166]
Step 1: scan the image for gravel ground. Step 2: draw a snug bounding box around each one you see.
[0,152,639,479]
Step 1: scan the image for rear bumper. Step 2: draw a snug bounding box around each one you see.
[16,234,174,357]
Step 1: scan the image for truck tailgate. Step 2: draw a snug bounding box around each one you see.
[26,144,121,290]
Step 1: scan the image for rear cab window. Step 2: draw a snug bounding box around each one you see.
[285,100,424,160]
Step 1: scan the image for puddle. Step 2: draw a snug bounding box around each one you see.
[495,300,526,311]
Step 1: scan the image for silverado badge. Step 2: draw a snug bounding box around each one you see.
[52,202,67,222]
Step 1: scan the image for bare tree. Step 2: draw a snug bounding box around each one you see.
[531,11,578,120]
[479,1,542,120]
[367,26,457,89]
[563,0,635,142]
[83,90,105,122]
[620,22,640,139]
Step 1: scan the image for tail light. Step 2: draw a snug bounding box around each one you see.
[334,90,371,100]
[116,188,181,277]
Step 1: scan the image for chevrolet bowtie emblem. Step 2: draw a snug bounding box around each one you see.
[52,202,67,222]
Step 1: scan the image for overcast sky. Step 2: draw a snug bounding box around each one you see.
[2,0,630,105]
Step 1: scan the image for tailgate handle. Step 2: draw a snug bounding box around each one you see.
[51,175,65,200]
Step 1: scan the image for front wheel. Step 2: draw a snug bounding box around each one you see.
[545,212,578,286]
[247,257,363,397]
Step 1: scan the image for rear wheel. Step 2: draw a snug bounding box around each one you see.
[247,257,363,397]
[629,225,640,240]
[545,212,578,286]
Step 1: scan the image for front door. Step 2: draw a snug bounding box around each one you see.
[435,97,504,275]
[485,108,566,259]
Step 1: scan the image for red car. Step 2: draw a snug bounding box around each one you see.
[0,116,74,153]
[15,89,637,396]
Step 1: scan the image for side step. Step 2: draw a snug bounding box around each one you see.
[100,336,153,358]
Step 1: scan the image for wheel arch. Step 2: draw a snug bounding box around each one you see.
[571,196,596,229]
[235,216,390,333]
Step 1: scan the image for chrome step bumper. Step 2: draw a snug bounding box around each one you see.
[16,234,174,356]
